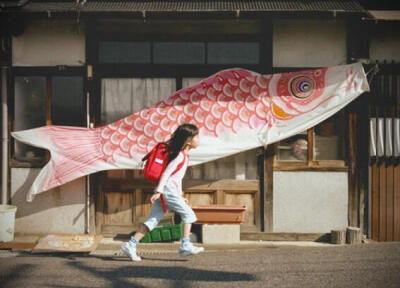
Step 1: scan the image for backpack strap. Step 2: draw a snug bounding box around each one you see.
[160,194,167,213]
[171,151,187,176]
[141,150,152,162]
[141,142,167,162]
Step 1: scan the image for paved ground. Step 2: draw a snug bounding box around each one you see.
[1,242,400,288]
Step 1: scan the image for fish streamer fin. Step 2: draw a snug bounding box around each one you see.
[11,125,103,201]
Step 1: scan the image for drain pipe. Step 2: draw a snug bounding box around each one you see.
[1,66,8,204]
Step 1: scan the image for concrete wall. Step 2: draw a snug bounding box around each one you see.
[273,19,346,67]
[12,20,85,66]
[370,27,400,62]
[273,171,348,233]
[10,19,86,234]
[11,168,86,234]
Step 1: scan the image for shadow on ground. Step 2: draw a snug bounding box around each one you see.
[1,264,36,287]
[67,260,257,287]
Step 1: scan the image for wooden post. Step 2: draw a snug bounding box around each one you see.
[331,230,346,244]
[89,173,96,235]
[348,111,359,228]
[346,18,371,236]
[346,226,362,244]
[95,179,104,234]
[357,93,370,238]
[264,145,275,233]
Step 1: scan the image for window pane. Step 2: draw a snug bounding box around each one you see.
[208,42,259,64]
[153,42,205,64]
[52,77,85,126]
[14,77,47,162]
[277,132,308,162]
[314,112,345,160]
[101,78,176,124]
[99,41,151,63]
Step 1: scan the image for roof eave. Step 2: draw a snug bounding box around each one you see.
[0,9,369,20]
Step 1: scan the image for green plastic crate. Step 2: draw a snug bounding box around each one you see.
[140,222,182,243]
[161,229,172,241]
[140,232,152,243]
[170,223,183,241]
[150,228,162,242]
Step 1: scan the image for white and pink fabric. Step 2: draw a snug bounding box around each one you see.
[12,62,369,201]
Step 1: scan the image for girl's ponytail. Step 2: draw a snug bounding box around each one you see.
[166,124,199,164]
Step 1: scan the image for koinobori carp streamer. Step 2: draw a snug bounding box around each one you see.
[12,62,369,201]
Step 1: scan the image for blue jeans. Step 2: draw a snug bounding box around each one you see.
[143,186,197,231]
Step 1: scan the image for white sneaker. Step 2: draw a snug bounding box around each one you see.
[121,242,142,262]
[179,243,204,256]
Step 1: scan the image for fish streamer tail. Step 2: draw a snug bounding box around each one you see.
[11,125,103,201]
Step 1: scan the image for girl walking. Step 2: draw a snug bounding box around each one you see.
[121,123,204,261]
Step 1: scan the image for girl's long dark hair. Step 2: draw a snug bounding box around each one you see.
[166,123,199,164]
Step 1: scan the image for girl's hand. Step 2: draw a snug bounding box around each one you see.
[184,198,189,204]
[150,192,161,204]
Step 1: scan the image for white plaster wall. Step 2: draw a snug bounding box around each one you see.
[12,20,85,66]
[11,168,86,234]
[370,28,400,62]
[273,19,346,67]
[273,171,348,233]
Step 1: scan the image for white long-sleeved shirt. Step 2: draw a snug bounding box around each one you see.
[155,151,188,195]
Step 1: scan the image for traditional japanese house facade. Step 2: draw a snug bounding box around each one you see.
[0,0,399,241]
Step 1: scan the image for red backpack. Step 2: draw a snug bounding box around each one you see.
[141,143,187,212]
[141,142,186,183]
